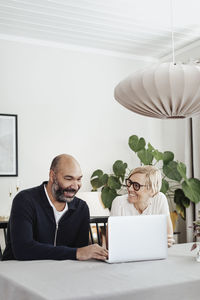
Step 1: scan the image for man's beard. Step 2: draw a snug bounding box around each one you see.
[51,179,78,203]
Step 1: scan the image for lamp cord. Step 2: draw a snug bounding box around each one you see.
[170,0,175,64]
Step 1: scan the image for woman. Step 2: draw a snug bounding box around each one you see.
[110,165,174,247]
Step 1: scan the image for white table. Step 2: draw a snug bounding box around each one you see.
[0,243,200,300]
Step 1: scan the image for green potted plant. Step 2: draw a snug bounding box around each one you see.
[90,135,200,222]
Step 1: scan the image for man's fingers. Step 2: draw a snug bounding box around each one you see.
[94,248,108,259]
[93,253,108,261]
[76,244,109,260]
[92,245,108,260]
[92,244,108,255]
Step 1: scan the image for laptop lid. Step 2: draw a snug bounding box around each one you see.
[107,215,167,263]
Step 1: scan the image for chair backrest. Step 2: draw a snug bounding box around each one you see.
[89,216,108,246]
[0,221,8,259]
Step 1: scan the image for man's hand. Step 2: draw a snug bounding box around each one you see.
[76,244,108,261]
[168,234,175,247]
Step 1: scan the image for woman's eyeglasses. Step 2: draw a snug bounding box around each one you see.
[125,178,146,191]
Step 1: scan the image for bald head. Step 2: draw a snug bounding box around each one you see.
[50,154,80,173]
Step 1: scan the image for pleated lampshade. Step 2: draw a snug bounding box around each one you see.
[114,62,200,119]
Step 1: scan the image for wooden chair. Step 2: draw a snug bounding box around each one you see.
[0,220,8,259]
[89,216,108,246]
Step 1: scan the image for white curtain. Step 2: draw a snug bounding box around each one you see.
[185,117,200,242]
[192,117,200,218]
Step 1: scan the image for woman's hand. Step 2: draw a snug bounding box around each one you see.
[168,234,175,247]
[167,215,174,247]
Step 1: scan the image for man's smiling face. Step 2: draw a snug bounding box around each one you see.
[50,156,83,203]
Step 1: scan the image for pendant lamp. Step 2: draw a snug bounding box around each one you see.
[114,1,200,119]
[114,62,200,119]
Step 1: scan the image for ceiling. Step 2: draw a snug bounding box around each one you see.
[0,0,200,61]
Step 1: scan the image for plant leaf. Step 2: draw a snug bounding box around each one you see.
[148,143,154,151]
[113,160,127,181]
[101,187,117,210]
[182,197,190,208]
[182,178,200,204]
[90,169,108,190]
[175,203,185,220]
[91,169,103,178]
[163,151,174,165]
[128,135,145,153]
[177,162,187,181]
[174,190,186,219]
[90,178,101,190]
[153,150,163,162]
[163,161,182,182]
[160,179,169,194]
[107,176,121,190]
[137,149,153,165]
[174,188,190,208]
[101,174,109,185]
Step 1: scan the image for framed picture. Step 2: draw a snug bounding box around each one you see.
[0,114,18,176]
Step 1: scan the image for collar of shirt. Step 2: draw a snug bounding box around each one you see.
[126,195,152,215]
[44,185,68,223]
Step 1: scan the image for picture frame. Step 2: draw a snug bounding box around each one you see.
[0,114,18,176]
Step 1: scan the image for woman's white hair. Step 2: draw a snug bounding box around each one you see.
[129,165,162,195]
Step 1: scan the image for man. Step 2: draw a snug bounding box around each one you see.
[2,154,108,261]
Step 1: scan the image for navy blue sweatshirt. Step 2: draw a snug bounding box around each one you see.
[2,182,90,261]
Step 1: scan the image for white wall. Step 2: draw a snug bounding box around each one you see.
[161,118,187,163]
[0,38,167,216]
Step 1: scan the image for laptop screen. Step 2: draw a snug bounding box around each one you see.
[107,215,167,263]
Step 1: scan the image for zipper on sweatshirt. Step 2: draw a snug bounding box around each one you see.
[53,211,69,246]
[54,223,59,246]
[53,213,67,246]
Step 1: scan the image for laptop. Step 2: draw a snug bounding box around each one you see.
[106,215,167,263]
